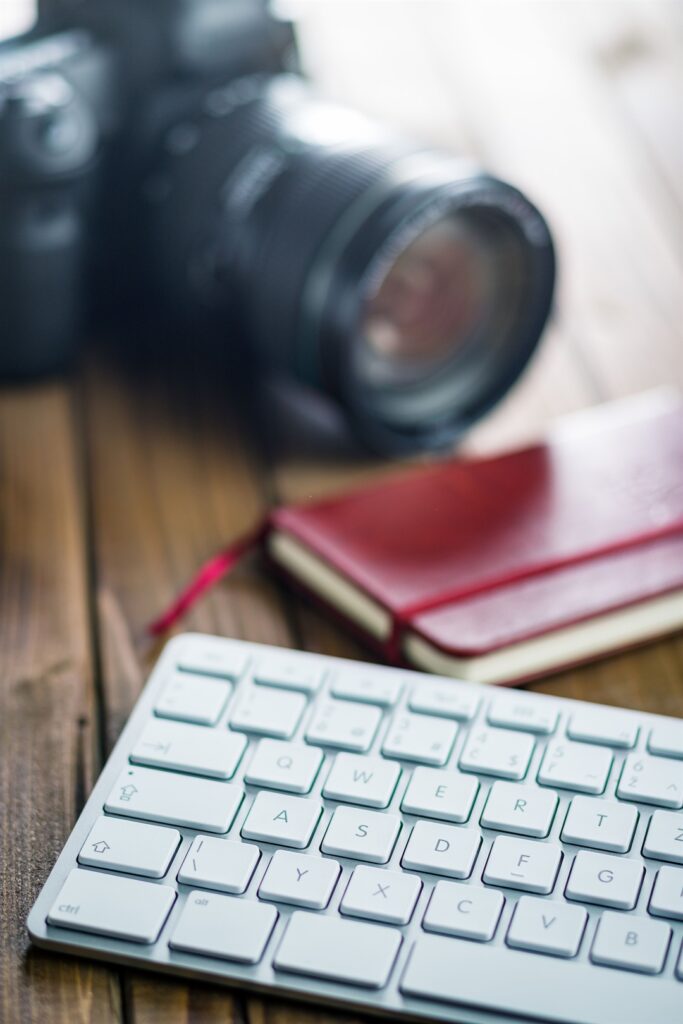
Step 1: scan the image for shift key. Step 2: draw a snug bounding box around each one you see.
[105,766,243,833]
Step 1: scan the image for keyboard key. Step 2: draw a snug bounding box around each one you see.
[537,739,612,794]
[241,791,321,849]
[459,726,534,780]
[131,718,247,779]
[409,683,479,721]
[483,836,562,894]
[480,782,558,837]
[321,806,401,863]
[648,722,683,760]
[561,797,638,853]
[487,695,558,735]
[306,698,382,752]
[253,656,322,694]
[400,767,478,823]
[565,851,644,909]
[170,890,277,963]
[244,739,323,794]
[274,911,402,989]
[381,712,457,766]
[331,669,403,707]
[323,753,400,808]
[617,753,683,808]
[258,850,340,909]
[422,881,504,941]
[401,821,480,879]
[402,934,682,1021]
[567,708,639,749]
[155,672,231,725]
[177,837,260,893]
[229,686,306,739]
[104,766,243,833]
[648,866,683,920]
[506,896,587,958]
[642,809,683,863]
[176,641,248,680]
[591,911,671,974]
[47,868,175,942]
[340,865,421,925]
[78,815,180,878]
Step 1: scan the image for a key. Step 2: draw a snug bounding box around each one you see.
[642,809,683,863]
[561,796,638,853]
[382,712,457,766]
[567,708,639,749]
[617,753,683,808]
[400,767,478,823]
[104,766,243,833]
[482,835,562,894]
[401,934,682,1022]
[459,726,534,780]
[170,890,277,963]
[408,683,479,721]
[177,837,260,894]
[78,815,180,878]
[176,641,248,680]
[537,739,612,794]
[422,881,504,941]
[306,698,382,752]
[590,911,671,974]
[330,669,403,707]
[47,868,175,942]
[273,911,402,989]
[480,782,558,837]
[401,820,480,879]
[321,806,401,864]
[323,753,401,808]
[155,671,231,725]
[258,850,340,909]
[487,695,558,735]
[506,896,587,958]
[240,791,321,849]
[244,739,323,794]
[565,850,644,909]
[229,686,306,739]
[253,656,322,694]
[648,865,683,920]
[648,722,683,760]
[131,717,246,779]
[340,865,421,925]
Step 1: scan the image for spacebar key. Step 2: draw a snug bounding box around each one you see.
[401,935,680,1024]
[274,911,401,989]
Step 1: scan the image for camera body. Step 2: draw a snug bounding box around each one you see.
[0,0,294,377]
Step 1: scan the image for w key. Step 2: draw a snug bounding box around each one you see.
[323,753,401,808]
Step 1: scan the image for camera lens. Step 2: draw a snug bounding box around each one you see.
[149,76,555,453]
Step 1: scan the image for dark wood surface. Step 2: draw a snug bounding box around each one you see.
[1,4,682,1022]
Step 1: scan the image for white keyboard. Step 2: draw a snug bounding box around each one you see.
[27,635,683,1024]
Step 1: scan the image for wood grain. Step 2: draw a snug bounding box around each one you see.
[0,384,121,1024]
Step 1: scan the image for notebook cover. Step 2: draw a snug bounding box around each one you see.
[270,395,683,658]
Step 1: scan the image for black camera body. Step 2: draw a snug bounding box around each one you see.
[0,0,293,377]
[0,1,555,454]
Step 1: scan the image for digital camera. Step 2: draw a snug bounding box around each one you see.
[0,0,555,453]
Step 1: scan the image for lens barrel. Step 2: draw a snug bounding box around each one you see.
[147,75,555,453]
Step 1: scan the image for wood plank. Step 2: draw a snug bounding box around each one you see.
[0,383,121,1024]
[81,342,292,1023]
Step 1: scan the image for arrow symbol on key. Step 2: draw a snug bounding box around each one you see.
[91,840,110,854]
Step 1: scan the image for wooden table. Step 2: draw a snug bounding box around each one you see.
[2,4,682,1022]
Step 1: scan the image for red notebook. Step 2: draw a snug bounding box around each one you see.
[153,391,683,686]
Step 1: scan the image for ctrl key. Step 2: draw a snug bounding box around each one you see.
[47,868,175,942]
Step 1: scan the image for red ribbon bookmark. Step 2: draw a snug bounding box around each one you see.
[147,523,267,636]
